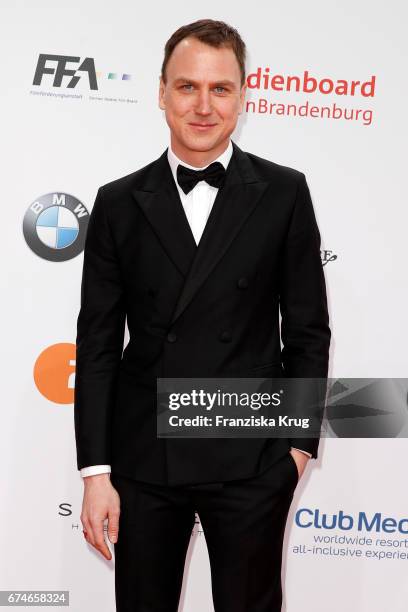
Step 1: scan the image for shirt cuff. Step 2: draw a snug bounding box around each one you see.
[290,447,312,458]
[80,465,112,478]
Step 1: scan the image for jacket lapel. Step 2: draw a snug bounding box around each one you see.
[132,150,197,278]
[132,141,269,326]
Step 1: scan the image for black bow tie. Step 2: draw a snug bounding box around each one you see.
[176,161,226,195]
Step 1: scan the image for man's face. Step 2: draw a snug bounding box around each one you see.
[159,37,246,161]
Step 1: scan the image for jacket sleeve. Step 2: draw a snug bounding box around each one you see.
[279,173,331,458]
[74,186,126,470]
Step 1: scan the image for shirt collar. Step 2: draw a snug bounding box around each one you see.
[167,140,233,188]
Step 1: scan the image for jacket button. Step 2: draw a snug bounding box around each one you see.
[219,331,232,343]
[166,332,177,343]
[237,277,248,289]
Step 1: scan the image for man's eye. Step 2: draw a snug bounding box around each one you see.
[181,84,193,90]
[214,86,226,93]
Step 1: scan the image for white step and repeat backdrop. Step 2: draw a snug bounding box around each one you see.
[2,1,408,610]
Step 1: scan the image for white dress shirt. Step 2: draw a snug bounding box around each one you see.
[80,140,311,478]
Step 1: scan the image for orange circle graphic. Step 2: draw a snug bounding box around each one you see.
[34,343,76,404]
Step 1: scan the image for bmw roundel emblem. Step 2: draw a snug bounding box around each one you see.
[23,192,90,261]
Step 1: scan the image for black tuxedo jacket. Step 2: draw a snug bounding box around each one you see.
[74,141,331,486]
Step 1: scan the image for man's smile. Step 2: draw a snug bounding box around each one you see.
[188,122,218,131]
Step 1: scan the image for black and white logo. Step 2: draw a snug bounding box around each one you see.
[33,54,98,89]
[321,249,337,266]
[23,192,89,261]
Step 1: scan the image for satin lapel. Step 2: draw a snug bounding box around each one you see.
[131,150,197,278]
[169,142,269,325]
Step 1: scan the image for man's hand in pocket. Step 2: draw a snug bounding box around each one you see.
[289,448,311,481]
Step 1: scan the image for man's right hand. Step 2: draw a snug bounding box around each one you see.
[80,473,120,560]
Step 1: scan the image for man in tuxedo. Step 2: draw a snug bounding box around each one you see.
[74,18,330,612]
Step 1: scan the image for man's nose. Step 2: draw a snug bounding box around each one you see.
[194,89,212,115]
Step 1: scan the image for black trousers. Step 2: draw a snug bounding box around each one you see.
[110,451,299,612]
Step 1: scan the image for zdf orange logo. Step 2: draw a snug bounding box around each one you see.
[34,343,76,404]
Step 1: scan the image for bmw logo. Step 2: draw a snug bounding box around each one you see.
[23,192,89,261]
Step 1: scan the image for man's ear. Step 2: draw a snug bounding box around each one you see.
[238,83,247,114]
[158,76,166,110]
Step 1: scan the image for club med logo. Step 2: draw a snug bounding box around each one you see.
[32,53,132,90]
[295,508,408,534]
[34,343,76,404]
[23,192,89,261]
